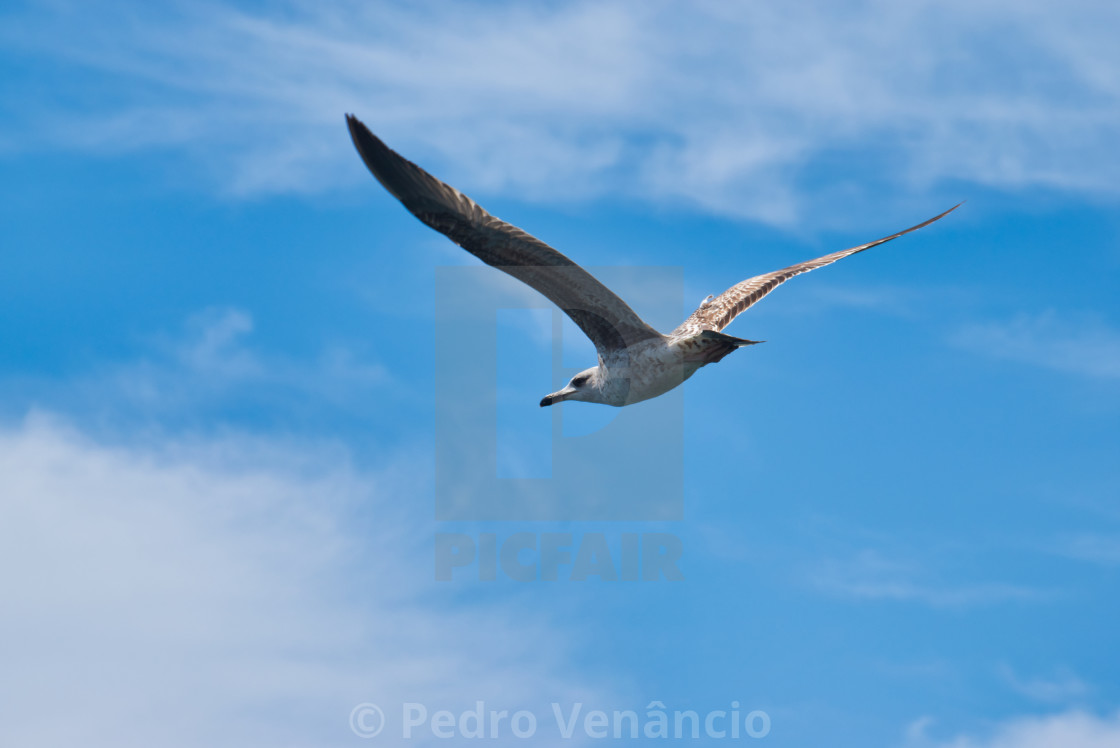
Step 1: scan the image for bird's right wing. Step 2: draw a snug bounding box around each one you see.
[346,115,663,353]
[672,204,960,337]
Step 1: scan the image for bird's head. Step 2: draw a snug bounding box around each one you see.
[539,367,602,407]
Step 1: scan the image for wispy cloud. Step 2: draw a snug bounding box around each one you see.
[18,306,393,425]
[902,710,1120,748]
[950,311,1120,379]
[808,549,1047,608]
[175,306,261,378]
[166,305,390,393]
[1052,533,1120,566]
[727,280,961,320]
[3,0,1119,222]
[996,664,1090,704]
[0,413,613,747]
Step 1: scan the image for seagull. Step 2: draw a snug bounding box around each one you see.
[346,114,959,408]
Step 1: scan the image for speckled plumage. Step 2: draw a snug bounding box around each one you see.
[346,114,958,408]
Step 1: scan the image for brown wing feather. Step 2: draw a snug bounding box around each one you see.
[346,115,662,353]
[672,204,961,336]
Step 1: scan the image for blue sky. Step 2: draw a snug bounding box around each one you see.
[2,1,1119,746]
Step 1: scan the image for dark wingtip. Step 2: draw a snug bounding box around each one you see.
[344,113,366,141]
[344,114,399,192]
[932,201,965,222]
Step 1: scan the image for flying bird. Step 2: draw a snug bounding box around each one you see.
[346,114,958,408]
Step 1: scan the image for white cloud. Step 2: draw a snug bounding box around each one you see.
[903,710,1120,748]
[3,0,1119,223]
[0,413,612,747]
[951,311,1120,379]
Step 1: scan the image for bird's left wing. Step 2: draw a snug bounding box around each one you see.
[672,204,961,337]
[346,115,663,353]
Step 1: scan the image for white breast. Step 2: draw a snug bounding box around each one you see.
[597,340,697,406]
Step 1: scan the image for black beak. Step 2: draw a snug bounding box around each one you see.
[541,387,573,407]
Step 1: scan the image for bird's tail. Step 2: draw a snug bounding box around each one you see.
[699,330,765,347]
[691,330,764,365]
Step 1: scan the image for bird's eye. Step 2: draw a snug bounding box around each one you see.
[572,375,589,387]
